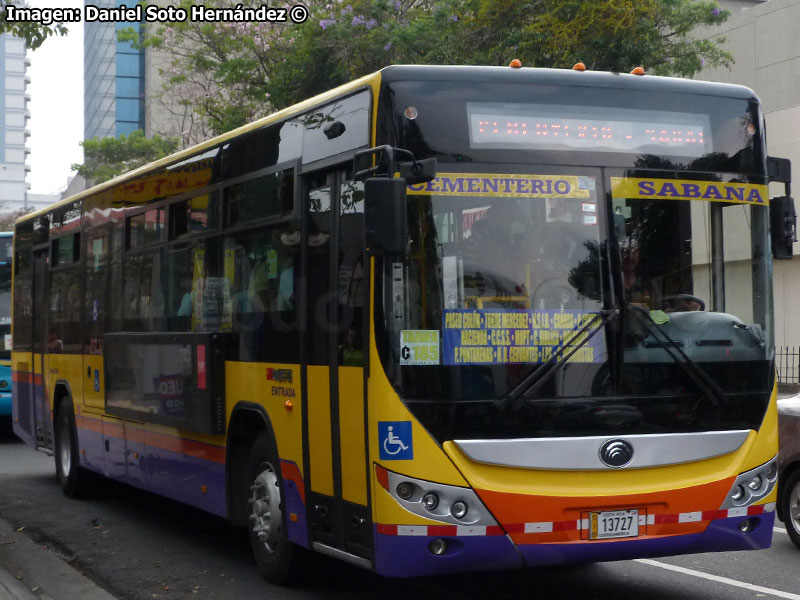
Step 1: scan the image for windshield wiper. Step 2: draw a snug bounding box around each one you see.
[624,306,724,408]
[495,309,617,411]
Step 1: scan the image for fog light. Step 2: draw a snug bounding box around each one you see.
[766,462,778,480]
[429,538,447,555]
[738,518,756,533]
[731,485,745,502]
[451,500,468,520]
[0,380,8,389]
[422,492,439,511]
[396,482,413,500]
[748,475,762,491]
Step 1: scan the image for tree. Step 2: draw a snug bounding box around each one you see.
[132,0,732,140]
[467,0,732,76]
[0,206,34,231]
[71,130,180,184]
[0,2,69,50]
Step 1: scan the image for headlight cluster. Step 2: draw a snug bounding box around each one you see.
[376,465,498,527]
[392,478,473,521]
[721,456,778,509]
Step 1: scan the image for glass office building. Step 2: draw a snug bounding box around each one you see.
[84,0,144,140]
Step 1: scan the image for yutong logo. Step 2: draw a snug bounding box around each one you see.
[599,439,634,468]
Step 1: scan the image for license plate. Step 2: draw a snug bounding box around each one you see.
[589,509,639,540]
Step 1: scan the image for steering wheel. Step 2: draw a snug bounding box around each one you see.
[532,278,576,310]
[663,294,705,311]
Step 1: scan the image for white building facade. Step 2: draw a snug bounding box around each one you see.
[0,34,30,213]
[696,0,800,347]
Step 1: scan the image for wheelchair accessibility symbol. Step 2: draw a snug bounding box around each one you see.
[378,421,413,460]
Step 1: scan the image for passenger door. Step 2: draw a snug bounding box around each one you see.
[303,167,371,560]
[31,248,53,451]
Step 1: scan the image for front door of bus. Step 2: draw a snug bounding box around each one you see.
[31,248,53,451]
[304,167,371,560]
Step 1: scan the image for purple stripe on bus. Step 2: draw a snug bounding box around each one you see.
[11,379,37,446]
[516,513,774,567]
[76,424,227,517]
[280,464,308,548]
[373,527,522,577]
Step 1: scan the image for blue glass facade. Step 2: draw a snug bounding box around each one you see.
[84,0,144,140]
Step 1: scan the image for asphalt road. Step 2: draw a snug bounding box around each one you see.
[1,425,799,600]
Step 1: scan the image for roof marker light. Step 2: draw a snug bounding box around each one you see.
[509,59,522,68]
[631,66,645,75]
[572,62,586,71]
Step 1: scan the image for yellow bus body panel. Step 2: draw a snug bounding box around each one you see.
[339,366,367,505]
[225,361,304,475]
[307,365,334,496]
[43,353,84,411]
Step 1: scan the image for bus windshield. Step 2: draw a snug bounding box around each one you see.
[378,167,773,440]
[377,79,773,440]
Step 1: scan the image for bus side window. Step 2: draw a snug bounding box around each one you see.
[84,232,109,354]
[49,233,82,352]
[122,250,165,332]
[165,238,224,332]
[223,226,298,362]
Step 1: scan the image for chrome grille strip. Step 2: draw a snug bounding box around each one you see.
[454,430,751,470]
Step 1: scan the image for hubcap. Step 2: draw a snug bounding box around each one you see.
[249,463,282,553]
[790,480,800,536]
[58,417,71,478]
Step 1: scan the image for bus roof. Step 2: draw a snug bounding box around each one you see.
[18,65,759,226]
[17,69,382,225]
[378,65,760,101]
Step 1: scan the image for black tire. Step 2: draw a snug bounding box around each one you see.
[781,468,800,550]
[54,398,93,497]
[246,431,305,585]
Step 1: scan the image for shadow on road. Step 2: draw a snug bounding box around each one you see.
[0,417,20,443]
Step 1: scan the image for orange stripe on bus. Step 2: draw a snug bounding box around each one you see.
[76,415,226,464]
[12,371,41,384]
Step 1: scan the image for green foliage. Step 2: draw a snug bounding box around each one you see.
[0,206,33,231]
[499,0,733,76]
[136,0,733,138]
[71,130,180,183]
[0,2,69,49]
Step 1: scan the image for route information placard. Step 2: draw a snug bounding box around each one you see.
[442,309,605,365]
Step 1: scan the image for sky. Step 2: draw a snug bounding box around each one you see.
[26,0,84,195]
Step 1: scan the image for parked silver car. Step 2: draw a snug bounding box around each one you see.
[778,388,800,548]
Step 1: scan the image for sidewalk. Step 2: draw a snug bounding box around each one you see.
[0,516,116,600]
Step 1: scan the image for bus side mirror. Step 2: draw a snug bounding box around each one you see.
[770,195,796,259]
[365,177,408,255]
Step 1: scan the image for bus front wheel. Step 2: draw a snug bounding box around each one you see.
[246,431,305,585]
[781,468,800,550]
[55,398,92,497]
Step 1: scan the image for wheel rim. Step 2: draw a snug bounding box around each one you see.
[57,416,71,478]
[249,462,282,553]
[790,480,800,536]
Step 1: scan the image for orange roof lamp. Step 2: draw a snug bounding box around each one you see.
[509,58,522,68]
[631,66,645,75]
[572,62,586,71]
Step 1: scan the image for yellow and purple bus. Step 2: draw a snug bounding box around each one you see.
[11,65,795,583]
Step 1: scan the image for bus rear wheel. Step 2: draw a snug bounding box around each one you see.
[55,398,93,497]
[246,431,305,585]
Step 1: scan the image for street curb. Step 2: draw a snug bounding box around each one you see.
[0,516,117,600]
[0,562,36,600]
